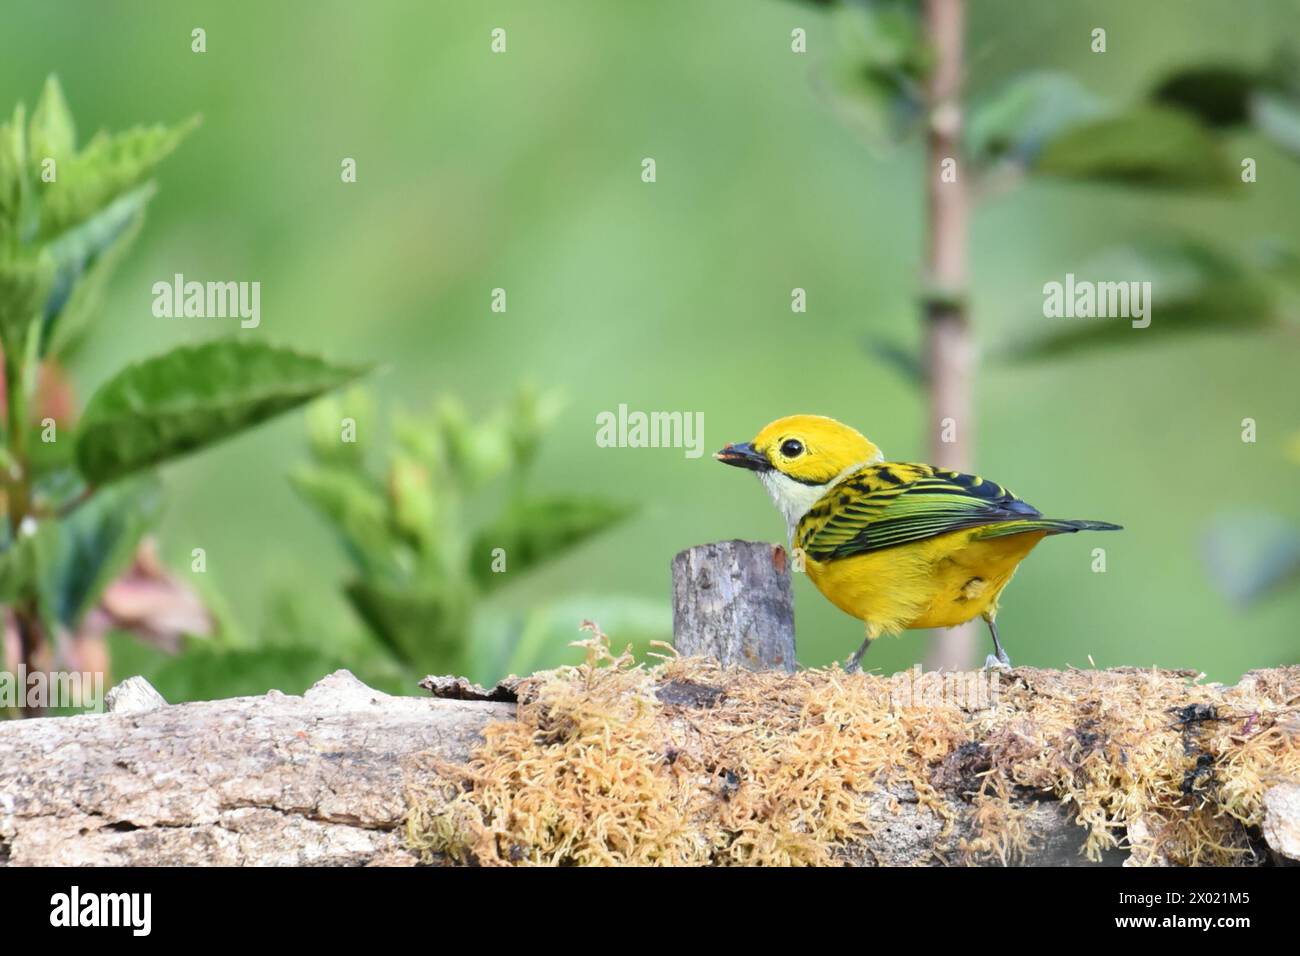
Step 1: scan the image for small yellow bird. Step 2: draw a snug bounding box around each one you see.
[716,415,1120,671]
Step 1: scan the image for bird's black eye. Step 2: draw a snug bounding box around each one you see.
[780,438,804,458]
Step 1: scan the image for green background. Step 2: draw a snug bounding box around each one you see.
[3,0,1296,689]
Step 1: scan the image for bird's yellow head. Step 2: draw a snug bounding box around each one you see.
[715,415,883,531]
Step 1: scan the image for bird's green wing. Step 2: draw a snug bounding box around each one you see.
[797,463,1043,560]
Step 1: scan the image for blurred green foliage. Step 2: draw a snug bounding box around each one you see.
[0,77,361,714]
[828,2,1300,362]
[1202,511,1300,606]
[1201,443,1300,610]
[290,386,646,681]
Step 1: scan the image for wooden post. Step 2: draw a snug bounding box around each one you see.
[671,540,796,672]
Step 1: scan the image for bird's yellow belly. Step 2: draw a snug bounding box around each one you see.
[804,529,1048,636]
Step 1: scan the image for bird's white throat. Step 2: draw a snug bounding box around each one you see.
[757,471,828,539]
[756,454,882,540]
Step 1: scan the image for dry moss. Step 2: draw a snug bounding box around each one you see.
[407,625,1300,866]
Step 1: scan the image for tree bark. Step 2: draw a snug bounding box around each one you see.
[922,0,978,671]
[0,671,510,866]
[672,540,796,672]
[2,667,1296,866]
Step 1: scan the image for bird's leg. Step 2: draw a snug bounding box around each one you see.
[983,613,1012,670]
[844,627,875,674]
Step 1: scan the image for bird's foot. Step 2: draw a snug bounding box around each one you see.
[983,653,1012,672]
[843,656,863,675]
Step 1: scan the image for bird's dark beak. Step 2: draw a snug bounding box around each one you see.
[714,441,771,472]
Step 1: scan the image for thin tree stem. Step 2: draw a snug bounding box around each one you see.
[922,0,978,671]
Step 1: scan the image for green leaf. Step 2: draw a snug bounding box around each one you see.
[1251,89,1300,159]
[389,451,439,551]
[860,332,924,385]
[40,183,153,357]
[0,525,44,604]
[391,405,443,475]
[1007,238,1277,361]
[289,464,406,579]
[1151,65,1263,127]
[968,72,1107,165]
[470,495,635,591]
[76,339,369,484]
[38,115,198,239]
[505,385,563,472]
[27,76,76,171]
[345,577,470,670]
[436,396,513,490]
[0,253,55,352]
[827,1,928,145]
[1202,512,1300,606]
[0,103,28,243]
[28,454,81,503]
[1035,106,1239,191]
[305,387,373,465]
[37,476,161,629]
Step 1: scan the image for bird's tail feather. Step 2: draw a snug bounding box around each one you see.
[976,518,1123,540]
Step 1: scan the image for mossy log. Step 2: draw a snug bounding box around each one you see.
[1,664,1297,866]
